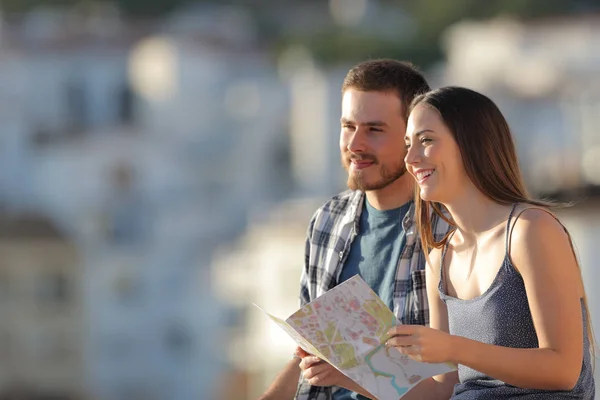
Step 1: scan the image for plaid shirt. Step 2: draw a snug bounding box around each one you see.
[295,190,451,400]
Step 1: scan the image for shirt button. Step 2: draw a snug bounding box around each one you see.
[338,251,343,259]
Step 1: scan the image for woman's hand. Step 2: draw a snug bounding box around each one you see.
[385,325,455,364]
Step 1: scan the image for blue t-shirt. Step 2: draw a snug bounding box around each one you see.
[334,198,412,400]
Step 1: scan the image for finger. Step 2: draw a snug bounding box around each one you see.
[404,346,424,362]
[387,324,417,337]
[294,347,310,358]
[303,361,335,380]
[308,371,332,386]
[305,366,333,384]
[299,356,324,371]
[391,343,421,357]
[385,335,415,348]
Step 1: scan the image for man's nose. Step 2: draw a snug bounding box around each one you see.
[347,130,366,153]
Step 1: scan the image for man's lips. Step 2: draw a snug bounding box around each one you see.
[350,160,374,170]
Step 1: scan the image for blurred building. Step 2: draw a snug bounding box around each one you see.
[211,199,322,400]
[0,7,142,213]
[441,15,600,196]
[207,57,362,399]
[0,213,83,400]
[441,16,600,394]
[0,5,294,399]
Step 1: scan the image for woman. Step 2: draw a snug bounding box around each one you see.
[389,86,595,399]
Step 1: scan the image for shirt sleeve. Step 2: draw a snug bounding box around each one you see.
[299,212,317,308]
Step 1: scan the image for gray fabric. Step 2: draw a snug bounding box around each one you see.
[439,203,595,399]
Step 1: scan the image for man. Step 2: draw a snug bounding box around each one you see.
[258,59,452,400]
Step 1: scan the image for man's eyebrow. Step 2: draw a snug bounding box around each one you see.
[404,129,434,141]
[365,121,388,127]
[340,118,389,127]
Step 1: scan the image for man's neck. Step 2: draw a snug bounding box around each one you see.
[365,174,413,211]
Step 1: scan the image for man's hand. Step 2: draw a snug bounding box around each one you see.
[294,347,378,399]
[295,347,349,387]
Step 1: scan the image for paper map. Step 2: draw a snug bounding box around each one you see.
[256,275,456,400]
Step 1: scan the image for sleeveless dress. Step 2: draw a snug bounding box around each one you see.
[439,203,595,399]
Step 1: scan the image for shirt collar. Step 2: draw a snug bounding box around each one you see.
[350,191,416,233]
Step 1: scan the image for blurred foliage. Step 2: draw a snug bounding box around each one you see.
[0,0,191,16]
[276,0,599,68]
[1,0,599,66]
[403,0,596,42]
[272,30,443,70]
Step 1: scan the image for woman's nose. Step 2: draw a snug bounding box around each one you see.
[404,144,420,165]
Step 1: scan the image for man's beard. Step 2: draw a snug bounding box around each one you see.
[342,152,407,191]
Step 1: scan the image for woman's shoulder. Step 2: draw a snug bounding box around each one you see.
[508,203,574,273]
[509,203,567,245]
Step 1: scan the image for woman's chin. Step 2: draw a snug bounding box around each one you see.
[419,188,438,202]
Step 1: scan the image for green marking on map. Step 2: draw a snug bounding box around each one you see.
[318,345,332,360]
[334,343,359,369]
[363,299,397,340]
[324,321,340,342]
[364,344,410,396]
[314,330,326,344]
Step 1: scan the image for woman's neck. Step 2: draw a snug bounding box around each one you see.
[443,189,513,244]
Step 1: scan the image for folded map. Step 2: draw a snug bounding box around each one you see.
[256,275,456,400]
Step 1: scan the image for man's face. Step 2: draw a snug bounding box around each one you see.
[340,89,408,191]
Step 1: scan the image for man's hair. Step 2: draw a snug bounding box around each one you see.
[342,59,431,120]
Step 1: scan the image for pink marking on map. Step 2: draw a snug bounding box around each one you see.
[349,299,360,311]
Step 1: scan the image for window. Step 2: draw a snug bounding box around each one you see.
[118,83,135,124]
[36,272,70,305]
[0,272,9,303]
[164,322,192,358]
[65,76,88,132]
[112,272,142,305]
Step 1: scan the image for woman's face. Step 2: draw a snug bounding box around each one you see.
[404,104,468,203]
